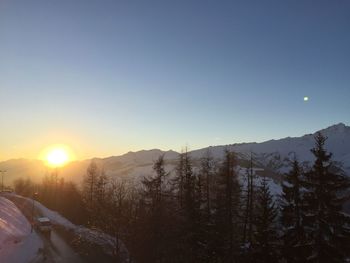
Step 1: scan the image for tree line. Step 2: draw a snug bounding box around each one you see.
[14,132,350,262]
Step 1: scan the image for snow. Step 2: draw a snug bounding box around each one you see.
[237,168,282,197]
[265,178,283,196]
[32,200,76,229]
[190,123,350,173]
[13,195,130,261]
[0,196,43,263]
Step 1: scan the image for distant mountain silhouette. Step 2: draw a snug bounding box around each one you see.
[1,123,349,186]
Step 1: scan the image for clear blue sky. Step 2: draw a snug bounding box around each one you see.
[0,0,349,160]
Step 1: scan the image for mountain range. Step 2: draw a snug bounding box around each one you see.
[1,123,349,187]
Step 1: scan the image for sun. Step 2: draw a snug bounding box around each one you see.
[42,145,73,167]
[47,148,68,166]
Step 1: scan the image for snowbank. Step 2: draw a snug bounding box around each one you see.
[27,196,129,260]
[0,196,42,263]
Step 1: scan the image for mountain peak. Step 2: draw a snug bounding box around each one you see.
[320,123,349,134]
[330,122,346,128]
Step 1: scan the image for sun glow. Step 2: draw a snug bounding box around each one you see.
[41,145,74,167]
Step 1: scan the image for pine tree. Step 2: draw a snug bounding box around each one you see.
[140,155,170,263]
[213,150,241,262]
[280,158,307,262]
[253,176,278,263]
[242,153,256,248]
[174,151,185,208]
[181,150,201,262]
[199,149,215,220]
[193,170,209,262]
[303,132,350,262]
[198,150,216,262]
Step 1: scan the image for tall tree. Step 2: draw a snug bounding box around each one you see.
[106,178,130,262]
[95,169,109,229]
[280,158,307,262]
[82,160,100,225]
[174,151,185,208]
[199,149,215,220]
[253,176,278,263]
[303,132,350,262]
[171,149,204,263]
[140,155,169,263]
[41,170,59,208]
[242,153,256,247]
[213,150,241,262]
[181,150,201,262]
[60,181,87,225]
[198,150,217,262]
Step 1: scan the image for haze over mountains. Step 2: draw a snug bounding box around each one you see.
[1,123,349,186]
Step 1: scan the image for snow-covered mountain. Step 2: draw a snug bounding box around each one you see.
[1,123,349,186]
[192,123,350,174]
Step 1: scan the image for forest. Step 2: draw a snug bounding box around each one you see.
[13,132,350,263]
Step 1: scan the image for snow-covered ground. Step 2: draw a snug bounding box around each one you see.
[0,196,43,263]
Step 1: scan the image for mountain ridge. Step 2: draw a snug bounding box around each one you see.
[1,123,349,185]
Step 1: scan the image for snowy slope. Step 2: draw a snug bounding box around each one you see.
[191,123,350,173]
[237,167,282,197]
[0,196,42,263]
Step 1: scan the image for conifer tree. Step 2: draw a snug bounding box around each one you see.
[199,149,215,220]
[242,153,256,247]
[193,171,209,262]
[141,155,169,263]
[253,176,278,263]
[280,158,307,262]
[303,132,350,262]
[198,150,216,262]
[174,151,185,208]
[213,150,241,262]
[182,150,201,262]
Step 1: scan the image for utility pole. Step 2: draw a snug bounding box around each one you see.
[0,170,7,192]
[31,192,38,233]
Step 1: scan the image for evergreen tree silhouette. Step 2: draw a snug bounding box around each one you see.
[303,132,350,262]
[253,176,278,263]
[280,158,308,262]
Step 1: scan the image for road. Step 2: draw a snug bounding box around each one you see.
[3,194,85,263]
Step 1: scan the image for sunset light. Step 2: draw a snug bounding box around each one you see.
[47,148,68,166]
[40,145,74,167]
[1,2,349,262]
